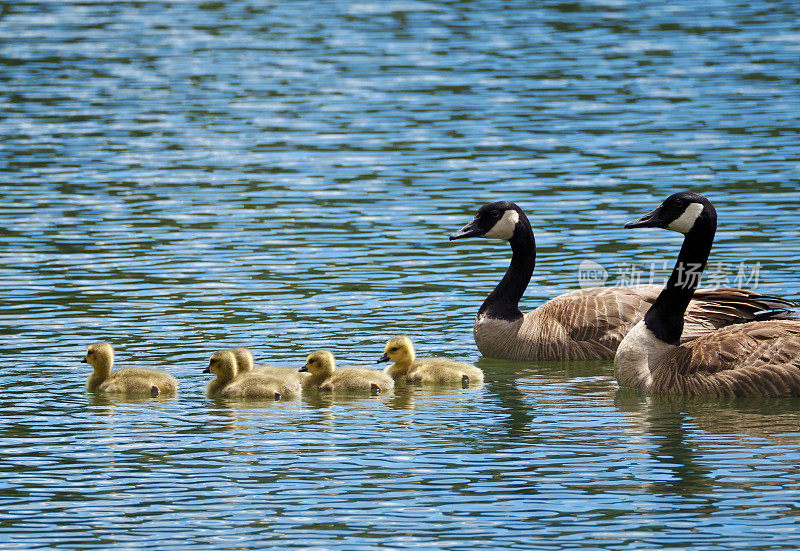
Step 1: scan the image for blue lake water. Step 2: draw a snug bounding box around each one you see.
[1,1,800,549]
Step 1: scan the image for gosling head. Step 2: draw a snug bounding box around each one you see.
[377,335,415,365]
[625,192,716,235]
[82,341,114,371]
[450,201,528,242]
[300,350,336,377]
[230,347,254,374]
[205,350,238,379]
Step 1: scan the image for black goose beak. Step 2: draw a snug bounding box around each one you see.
[202,367,210,374]
[299,364,308,372]
[625,207,664,229]
[449,220,484,241]
[81,357,87,364]
[376,353,390,364]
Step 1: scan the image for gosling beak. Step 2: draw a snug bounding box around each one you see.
[376,353,390,363]
[625,207,665,229]
[449,219,484,241]
[299,364,308,372]
[81,357,88,364]
[202,367,210,374]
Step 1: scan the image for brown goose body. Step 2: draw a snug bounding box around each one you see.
[614,192,799,397]
[619,320,800,397]
[474,284,789,361]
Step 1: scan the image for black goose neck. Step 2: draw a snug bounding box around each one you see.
[644,218,716,344]
[478,215,536,322]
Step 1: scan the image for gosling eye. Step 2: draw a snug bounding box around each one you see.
[390,347,399,352]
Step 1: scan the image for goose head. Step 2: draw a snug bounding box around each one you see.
[377,335,415,365]
[205,350,237,380]
[300,349,336,377]
[82,341,114,371]
[450,201,528,241]
[230,347,254,374]
[625,192,716,235]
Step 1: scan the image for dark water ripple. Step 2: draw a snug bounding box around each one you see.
[2,0,800,549]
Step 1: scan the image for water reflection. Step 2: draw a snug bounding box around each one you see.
[616,389,800,499]
[618,390,800,446]
[87,391,178,410]
[383,383,485,411]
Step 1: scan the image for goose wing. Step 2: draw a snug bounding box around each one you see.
[678,320,800,374]
[521,285,661,360]
[682,288,797,343]
[546,285,659,347]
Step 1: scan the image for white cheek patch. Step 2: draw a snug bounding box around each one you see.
[483,210,520,240]
[667,202,704,234]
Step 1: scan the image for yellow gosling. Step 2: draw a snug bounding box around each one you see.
[221,373,301,400]
[204,350,238,396]
[230,347,308,383]
[300,349,394,394]
[378,335,483,386]
[83,341,178,397]
[204,350,300,400]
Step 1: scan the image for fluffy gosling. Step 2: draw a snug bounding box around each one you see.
[300,349,394,394]
[83,341,178,397]
[204,350,300,400]
[230,347,308,382]
[378,335,483,386]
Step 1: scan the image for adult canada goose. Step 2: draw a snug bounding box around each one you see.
[615,192,800,396]
[83,341,178,397]
[450,200,793,360]
[230,347,307,383]
[300,350,394,394]
[377,335,483,386]
[204,350,300,400]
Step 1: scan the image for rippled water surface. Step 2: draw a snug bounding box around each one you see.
[2,1,800,549]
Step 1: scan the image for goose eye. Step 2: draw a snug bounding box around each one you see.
[390,347,399,352]
[491,209,500,218]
